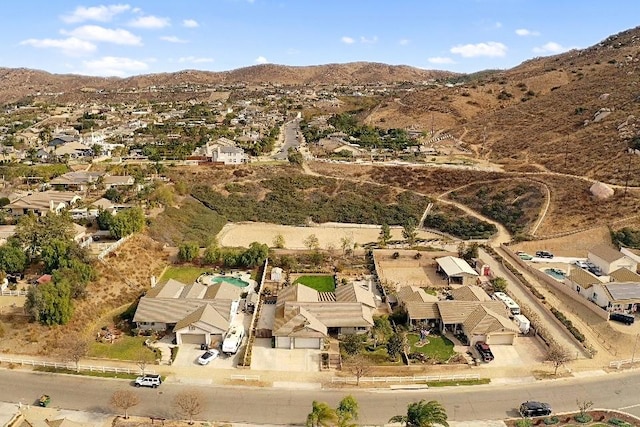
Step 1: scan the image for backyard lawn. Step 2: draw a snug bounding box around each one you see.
[407,333,455,362]
[160,266,209,284]
[89,336,158,361]
[293,275,335,292]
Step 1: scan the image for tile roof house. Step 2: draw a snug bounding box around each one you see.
[5,191,82,216]
[133,278,244,346]
[588,244,638,274]
[271,283,376,349]
[49,171,104,191]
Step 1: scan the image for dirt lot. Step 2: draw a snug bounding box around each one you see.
[218,222,440,249]
[373,249,456,289]
[509,225,612,257]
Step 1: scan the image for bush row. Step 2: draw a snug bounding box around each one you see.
[550,307,586,342]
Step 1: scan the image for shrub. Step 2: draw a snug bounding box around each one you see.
[515,419,533,427]
[543,416,559,425]
[574,413,592,423]
[609,418,632,427]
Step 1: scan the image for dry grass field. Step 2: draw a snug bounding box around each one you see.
[218,222,440,250]
[0,235,169,356]
[509,226,613,258]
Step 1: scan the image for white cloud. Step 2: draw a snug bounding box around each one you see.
[450,41,507,57]
[255,56,268,64]
[183,19,199,28]
[82,56,149,76]
[341,36,355,44]
[61,4,131,23]
[428,57,455,65]
[129,15,170,29]
[516,28,540,36]
[178,56,213,63]
[161,36,188,43]
[399,39,410,46]
[62,25,141,46]
[533,42,567,54]
[20,37,96,56]
[360,36,378,44]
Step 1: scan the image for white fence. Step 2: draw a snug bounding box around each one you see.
[230,374,260,381]
[1,290,27,296]
[331,374,480,384]
[609,359,637,369]
[0,356,151,375]
[97,234,133,260]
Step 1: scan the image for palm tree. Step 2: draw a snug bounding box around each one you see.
[306,400,338,427]
[389,400,449,427]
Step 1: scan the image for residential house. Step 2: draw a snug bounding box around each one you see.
[436,256,479,286]
[5,191,82,216]
[436,300,517,345]
[52,141,93,158]
[133,278,245,346]
[564,267,603,300]
[272,283,376,349]
[450,285,492,302]
[49,171,104,191]
[590,281,640,313]
[103,175,135,189]
[588,244,638,275]
[396,285,439,326]
[212,146,248,164]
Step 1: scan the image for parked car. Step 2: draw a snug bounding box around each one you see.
[535,251,554,259]
[519,401,552,417]
[38,394,51,407]
[588,266,603,276]
[198,349,220,365]
[518,252,534,261]
[474,341,494,362]
[574,260,589,269]
[610,312,635,325]
[134,374,162,388]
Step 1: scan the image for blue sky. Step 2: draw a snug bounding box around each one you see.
[2,0,639,77]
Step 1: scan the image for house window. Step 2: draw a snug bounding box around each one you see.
[189,325,196,331]
[593,292,598,300]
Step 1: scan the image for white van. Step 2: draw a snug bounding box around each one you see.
[222,325,245,355]
[513,314,530,334]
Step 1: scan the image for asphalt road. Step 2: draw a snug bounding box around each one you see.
[3,369,640,424]
[274,119,301,160]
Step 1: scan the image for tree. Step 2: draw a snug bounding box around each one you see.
[402,218,418,247]
[340,235,354,256]
[386,332,405,361]
[371,316,393,348]
[40,238,74,273]
[273,233,286,249]
[490,277,508,293]
[96,209,114,231]
[25,280,73,325]
[15,213,73,259]
[546,344,571,375]
[304,234,320,251]
[173,391,204,425]
[389,400,449,427]
[239,242,269,267]
[287,147,304,165]
[136,348,155,376]
[0,242,27,273]
[337,395,359,427]
[341,334,362,356]
[178,242,200,262]
[110,390,139,419]
[109,207,145,239]
[379,223,392,247]
[203,242,220,265]
[346,355,371,386]
[59,334,89,372]
[306,400,338,427]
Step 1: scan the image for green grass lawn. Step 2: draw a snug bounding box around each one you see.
[407,333,455,362]
[293,275,335,292]
[160,266,210,284]
[89,336,157,361]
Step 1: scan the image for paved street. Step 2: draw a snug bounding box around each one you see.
[2,368,640,425]
[273,119,302,160]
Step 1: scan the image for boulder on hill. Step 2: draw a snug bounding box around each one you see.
[590,181,615,199]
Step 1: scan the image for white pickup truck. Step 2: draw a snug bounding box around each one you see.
[222,325,245,355]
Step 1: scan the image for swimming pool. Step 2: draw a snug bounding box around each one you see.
[544,268,565,280]
[198,272,253,288]
[210,276,250,288]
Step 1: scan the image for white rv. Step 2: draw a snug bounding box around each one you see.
[492,291,521,316]
[513,314,530,334]
[222,325,245,355]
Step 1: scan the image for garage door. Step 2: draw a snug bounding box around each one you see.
[275,337,291,349]
[180,333,206,345]
[487,333,514,345]
[294,338,321,349]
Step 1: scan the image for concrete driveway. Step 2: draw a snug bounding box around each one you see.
[475,336,547,368]
[251,338,321,372]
